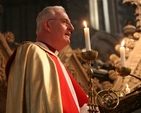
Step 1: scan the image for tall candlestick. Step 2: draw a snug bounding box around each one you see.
[120,40,126,67]
[83,21,91,51]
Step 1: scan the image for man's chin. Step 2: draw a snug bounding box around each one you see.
[67,39,71,44]
[66,38,70,44]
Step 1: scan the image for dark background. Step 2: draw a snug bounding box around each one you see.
[0,0,135,60]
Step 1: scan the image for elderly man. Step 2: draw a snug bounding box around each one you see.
[6,6,89,113]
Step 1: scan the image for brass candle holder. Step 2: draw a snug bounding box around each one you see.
[81,51,139,111]
[94,67,131,110]
[81,50,98,61]
[116,66,141,81]
[94,67,125,110]
[116,66,131,77]
[81,50,99,113]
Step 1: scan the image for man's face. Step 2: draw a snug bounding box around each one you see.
[47,11,74,51]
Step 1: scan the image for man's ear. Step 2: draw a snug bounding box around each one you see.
[43,20,51,32]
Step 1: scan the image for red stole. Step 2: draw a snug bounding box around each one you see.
[48,53,88,113]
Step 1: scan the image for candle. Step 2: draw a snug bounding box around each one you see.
[119,92,124,98]
[120,40,126,67]
[125,84,130,94]
[83,21,91,51]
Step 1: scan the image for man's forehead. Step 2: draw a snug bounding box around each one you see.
[56,12,69,19]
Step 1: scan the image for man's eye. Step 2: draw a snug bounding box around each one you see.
[62,19,68,24]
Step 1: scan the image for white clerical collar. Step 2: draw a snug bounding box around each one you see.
[35,41,59,56]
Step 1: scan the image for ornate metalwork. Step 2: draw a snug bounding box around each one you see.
[96,90,120,110]
[116,66,131,77]
[81,50,99,113]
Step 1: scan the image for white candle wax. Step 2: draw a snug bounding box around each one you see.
[125,84,130,94]
[83,21,91,51]
[120,40,126,67]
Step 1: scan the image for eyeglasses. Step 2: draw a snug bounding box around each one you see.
[48,18,72,26]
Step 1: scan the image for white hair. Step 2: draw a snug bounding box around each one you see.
[36,6,66,34]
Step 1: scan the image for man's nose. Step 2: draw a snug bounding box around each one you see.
[68,23,74,31]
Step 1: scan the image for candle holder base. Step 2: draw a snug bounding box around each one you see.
[81,50,98,61]
[116,66,131,77]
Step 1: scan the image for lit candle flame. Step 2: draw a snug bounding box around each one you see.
[125,83,130,94]
[83,21,87,28]
[121,40,125,47]
[126,84,129,88]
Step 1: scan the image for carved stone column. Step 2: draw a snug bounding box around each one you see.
[0,32,13,113]
[123,0,141,32]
